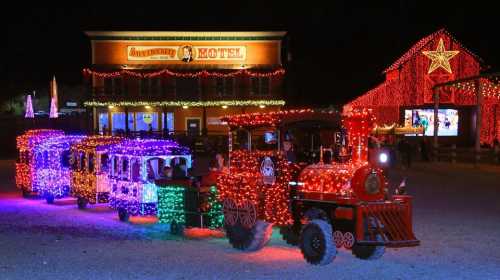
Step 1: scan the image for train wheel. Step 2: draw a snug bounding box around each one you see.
[352,218,385,260]
[279,225,300,246]
[343,232,355,249]
[22,189,30,198]
[77,197,88,209]
[222,198,238,226]
[118,208,129,222]
[45,193,55,204]
[333,231,344,248]
[238,200,257,229]
[225,220,273,251]
[299,219,336,265]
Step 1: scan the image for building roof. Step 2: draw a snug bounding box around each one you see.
[85,31,286,41]
[383,28,484,73]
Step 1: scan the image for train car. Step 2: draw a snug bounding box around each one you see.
[107,139,191,222]
[155,173,224,234]
[15,129,65,197]
[33,135,86,203]
[70,136,124,209]
[217,109,419,265]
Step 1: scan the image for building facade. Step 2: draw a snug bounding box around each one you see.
[83,31,287,136]
[345,29,500,145]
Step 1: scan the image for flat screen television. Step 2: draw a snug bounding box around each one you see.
[404,109,459,136]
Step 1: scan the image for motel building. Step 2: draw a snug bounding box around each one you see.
[83,31,287,136]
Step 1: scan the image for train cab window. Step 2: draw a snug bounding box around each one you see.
[88,153,95,173]
[61,150,71,168]
[131,160,141,182]
[80,152,86,171]
[35,152,43,168]
[100,154,109,173]
[113,156,119,177]
[43,151,49,168]
[121,158,129,180]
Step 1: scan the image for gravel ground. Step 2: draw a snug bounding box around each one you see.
[1,160,499,280]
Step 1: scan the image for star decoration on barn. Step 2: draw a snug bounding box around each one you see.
[422,38,459,74]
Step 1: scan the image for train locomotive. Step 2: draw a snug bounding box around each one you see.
[217,109,419,265]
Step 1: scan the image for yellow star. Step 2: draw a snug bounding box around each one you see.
[422,38,459,74]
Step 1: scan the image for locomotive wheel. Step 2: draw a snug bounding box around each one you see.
[352,218,385,260]
[279,225,300,246]
[238,200,257,229]
[77,197,88,209]
[225,220,273,251]
[118,208,129,222]
[222,198,238,226]
[299,219,336,265]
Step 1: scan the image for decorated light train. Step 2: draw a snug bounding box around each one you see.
[14,108,419,266]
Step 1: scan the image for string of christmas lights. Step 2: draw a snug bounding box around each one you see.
[347,30,499,144]
[217,150,295,226]
[83,100,285,108]
[108,139,191,217]
[34,135,86,201]
[70,136,124,204]
[16,129,65,193]
[83,68,285,79]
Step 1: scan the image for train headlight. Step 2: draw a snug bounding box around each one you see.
[378,152,388,164]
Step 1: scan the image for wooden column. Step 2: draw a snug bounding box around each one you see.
[202,107,208,136]
[125,106,130,136]
[433,90,439,161]
[474,79,483,165]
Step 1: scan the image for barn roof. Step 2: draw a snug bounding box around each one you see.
[383,28,484,73]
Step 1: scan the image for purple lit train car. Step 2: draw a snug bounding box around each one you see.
[15,129,65,197]
[33,135,86,203]
[107,139,191,222]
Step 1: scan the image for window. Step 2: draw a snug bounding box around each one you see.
[260,77,269,95]
[176,77,199,100]
[61,150,71,168]
[104,78,113,95]
[140,78,149,96]
[162,112,174,134]
[80,152,86,171]
[135,112,159,131]
[100,154,109,173]
[132,160,141,182]
[121,159,129,180]
[88,153,95,173]
[114,77,123,95]
[71,152,78,170]
[250,77,270,95]
[113,157,119,177]
[150,77,162,95]
[112,112,126,133]
[99,113,109,133]
[43,151,49,168]
[224,77,234,96]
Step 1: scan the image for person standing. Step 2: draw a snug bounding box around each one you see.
[493,139,500,164]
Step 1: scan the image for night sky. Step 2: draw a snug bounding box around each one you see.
[6,1,499,106]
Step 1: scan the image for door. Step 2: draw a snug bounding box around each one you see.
[186,118,201,136]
